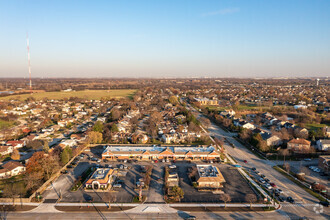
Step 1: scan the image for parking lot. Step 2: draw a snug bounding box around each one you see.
[44,147,261,204]
[175,162,259,203]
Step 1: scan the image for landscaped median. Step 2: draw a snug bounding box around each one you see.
[273,165,328,202]
[170,203,276,212]
[54,203,138,212]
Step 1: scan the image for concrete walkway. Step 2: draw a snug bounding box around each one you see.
[126,203,178,213]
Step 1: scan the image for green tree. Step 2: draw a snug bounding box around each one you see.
[43,141,50,153]
[87,131,103,144]
[169,96,178,105]
[93,121,104,133]
[171,186,184,201]
[11,148,20,160]
[111,123,119,133]
[60,147,72,164]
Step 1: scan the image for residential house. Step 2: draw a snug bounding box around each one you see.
[287,138,311,153]
[316,139,330,151]
[326,127,330,138]
[261,133,282,147]
[0,145,13,156]
[6,140,25,149]
[0,161,26,178]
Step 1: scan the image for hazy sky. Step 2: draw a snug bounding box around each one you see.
[0,0,329,78]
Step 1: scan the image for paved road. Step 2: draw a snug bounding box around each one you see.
[6,208,287,220]
[186,104,329,219]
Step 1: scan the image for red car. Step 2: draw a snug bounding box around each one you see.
[243,160,248,163]
[270,183,276,187]
[154,160,158,163]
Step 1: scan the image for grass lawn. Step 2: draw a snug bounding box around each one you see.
[305,123,327,131]
[205,106,228,111]
[0,119,15,130]
[0,89,137,101]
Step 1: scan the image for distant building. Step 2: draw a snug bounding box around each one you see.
[195,165,225,188]
[194,98,218,105]
[85,168,116,190]
[294,105,307,109]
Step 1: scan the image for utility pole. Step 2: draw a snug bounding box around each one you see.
[26,33,32,93]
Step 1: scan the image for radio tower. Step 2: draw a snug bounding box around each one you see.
[26,33,32,93]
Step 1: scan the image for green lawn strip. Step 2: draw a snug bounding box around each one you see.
[0,119,15,130]
[305,123,327,131]
[273,166,327,202]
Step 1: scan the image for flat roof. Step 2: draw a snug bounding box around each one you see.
[102,145,216,154]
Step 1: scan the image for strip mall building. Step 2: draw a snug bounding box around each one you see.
[102,145,221,161]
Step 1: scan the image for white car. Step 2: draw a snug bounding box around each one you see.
[264,183,272,189]
[259,178,266,184]
[113,184,122,188]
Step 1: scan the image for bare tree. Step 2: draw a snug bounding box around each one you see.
[200,117,211,128]
[283,163,290,173]
[279,149,290,164]
[245,194,257,208]
[219,193,231,208]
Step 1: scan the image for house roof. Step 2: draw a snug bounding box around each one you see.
[3,161,24,171]
[288,138,310,145]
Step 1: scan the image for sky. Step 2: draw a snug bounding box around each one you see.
[0,0,329,78]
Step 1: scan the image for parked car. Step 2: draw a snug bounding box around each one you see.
[287,197,295,203]
[252,167,256,171]
[275,188,282,194]
[113,184,122,188]
[264,178,270,183]
[259,178,266,184]
[185,215,196,220]
[278,196,285,202]
[169,165,177,169]
[270,183,277,188]
[261,174,266,178]
[61,170,68,174]
[256,171,261,175]
[233,164,242,168]
[264,183,272,189]
[124,159,127,163]
[319,201,329,207]
[304,158,311,161]
[243,160,247,163]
